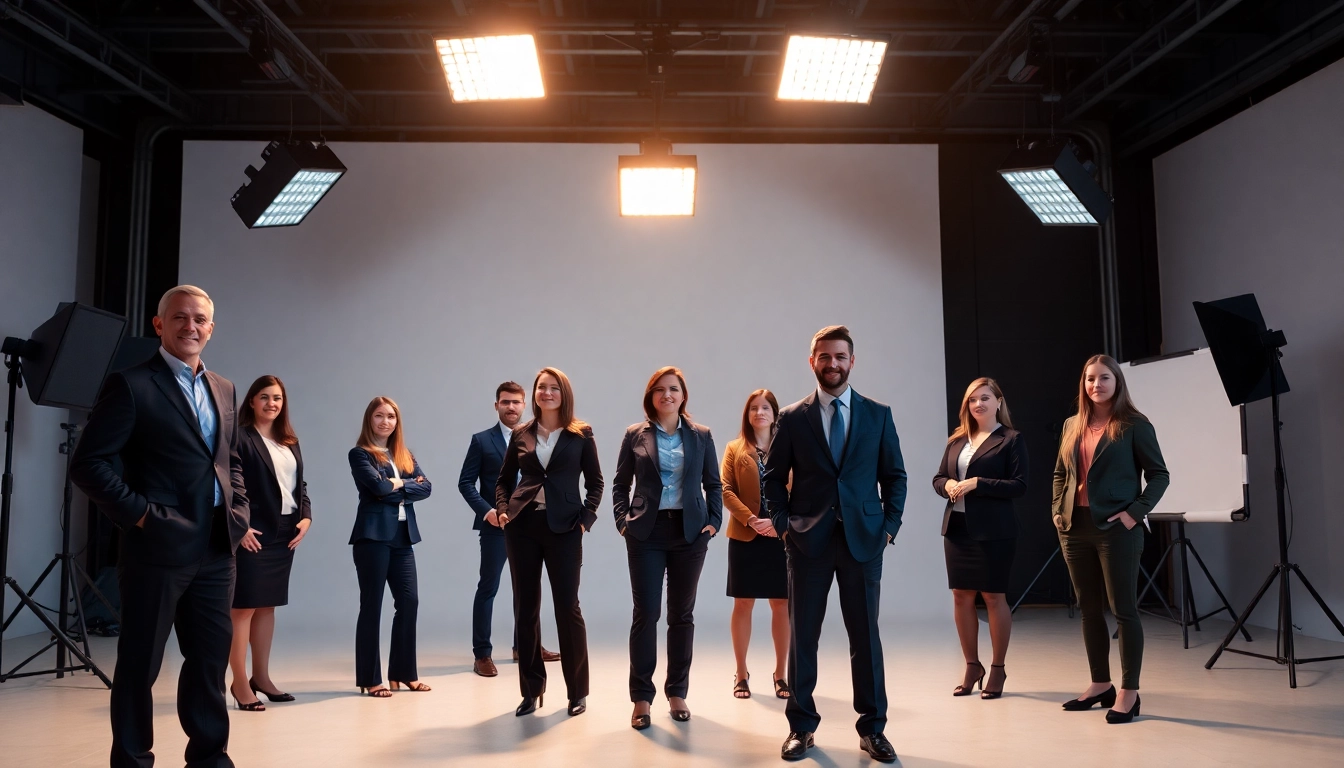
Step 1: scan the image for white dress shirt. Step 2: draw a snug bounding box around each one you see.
[817,385,853,445]
[534,426,562,508]
[261,435,299,515]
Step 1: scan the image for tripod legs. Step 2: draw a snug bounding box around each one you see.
[1,577,111,686]
[1011,546,1075,617]
[1128,525,1250,649]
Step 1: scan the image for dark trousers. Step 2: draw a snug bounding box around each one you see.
[472,530,515,660]
[505,506,588,701]
[111,551,236,768]
[625,510,710,703]
[352,522,418,687]
[785,523,887,736]
[1059,506,1145,689]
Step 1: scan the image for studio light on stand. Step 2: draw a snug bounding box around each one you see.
[230,140,346,229]
[618,139,697,217]
[1199,294,1344,688]
[998,140,1112,226]
[776,33,889,103]
[1,303,125,687]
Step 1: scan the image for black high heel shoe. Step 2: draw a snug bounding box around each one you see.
[231,691,265,712]
[953,661,985,696]
[1106,694,1141,724]
[1062,685,1116,711]
[250,678,295,703]
[516,694,543,716]
[567,698,586,717]
[981,665,1007,700]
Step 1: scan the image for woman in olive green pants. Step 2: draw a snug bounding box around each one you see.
[1052,354,1169,724]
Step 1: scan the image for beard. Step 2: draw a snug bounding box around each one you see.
[813,365,850,391]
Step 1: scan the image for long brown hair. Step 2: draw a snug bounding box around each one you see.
[948,377,1014,444]
[239,375,298,447]
[1059,354,1147,473]
[523,367,589,435]
[357,396,415,474]
[739,389,780,449]
[642,366,692,422]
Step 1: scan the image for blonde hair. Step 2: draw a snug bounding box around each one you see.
[1059,354,1147,473]
[157,285,214,320]
[948,377,1014,444]
[357,396,415,474]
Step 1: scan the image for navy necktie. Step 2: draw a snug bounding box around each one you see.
[829,398,846,465]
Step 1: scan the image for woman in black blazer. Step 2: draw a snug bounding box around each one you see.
[348,396,432,697]
[932,377,1028,700]
[495,367,603,719]
[229,375,312,711]
[612,366,722,730]
[1053,355,1168,723]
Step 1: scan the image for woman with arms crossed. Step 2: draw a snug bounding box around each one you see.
[932,378,1027,700]
[722,389,790,701]
[496,368,604,718]
[613,367,723,729]
[1053,355,1169,723]
[348,397,432,697]
[229,376,313,711]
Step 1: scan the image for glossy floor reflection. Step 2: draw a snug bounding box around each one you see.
[2,609,1341,767]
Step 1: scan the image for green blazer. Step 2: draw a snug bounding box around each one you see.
[1051,416,1170,532]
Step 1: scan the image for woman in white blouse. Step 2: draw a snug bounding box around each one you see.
[229,376,312,710]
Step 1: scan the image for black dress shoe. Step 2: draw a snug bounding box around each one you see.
[515,695,542,716]
[567,698,586,716]
[781,732,814,761]
[1105,694,1141,724]
[859,733,897,763]
[1062,685,1116,711]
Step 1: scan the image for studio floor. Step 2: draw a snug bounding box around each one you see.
[2,609,1341,767]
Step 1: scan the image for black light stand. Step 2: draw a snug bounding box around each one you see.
[1199,295,1344,687]
[0,344,110,686]
[1133,518,1250,649]
[1011,546,1074,617]
[0,422,116,683]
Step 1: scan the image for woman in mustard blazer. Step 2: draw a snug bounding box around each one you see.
[1053,355,1169,724]
[722,389,790,701]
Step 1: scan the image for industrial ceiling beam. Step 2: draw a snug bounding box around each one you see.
[927,0,1054,125]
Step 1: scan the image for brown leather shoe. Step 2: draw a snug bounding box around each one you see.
[473,658,498,677]
[542,648,561,663]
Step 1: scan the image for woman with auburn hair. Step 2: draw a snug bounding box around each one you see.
[229,375,313,711]
[348,396,432,697]
[612,366,722,729]
[496,368,604,719]
[932,377,1028,700]
[1053,355,1168,724]
[722,388,790,701]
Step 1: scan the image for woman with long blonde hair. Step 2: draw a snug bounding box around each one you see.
[932,377,1028,700]
[1053,355,1168,723]
[348,396,432,697]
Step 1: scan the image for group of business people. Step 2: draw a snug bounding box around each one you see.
[70,282,1169,767]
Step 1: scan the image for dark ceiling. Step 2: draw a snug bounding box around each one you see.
[2,0,1343,157]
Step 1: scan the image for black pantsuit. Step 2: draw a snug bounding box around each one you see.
[353,522,418,687]
[495,422,604,704]
[504,505,588,699]
[626,513,711,702]
[785,522,886,735]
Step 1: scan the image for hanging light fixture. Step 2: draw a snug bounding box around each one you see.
[433,33,545,102]
[997,141,1112,226]
[777,33,889,104]
[230,140,346,229]
[618,139,697,217]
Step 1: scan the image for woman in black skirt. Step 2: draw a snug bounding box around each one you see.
[932,377,1028,700]
[722,389,790,700]
[229,375,312,711]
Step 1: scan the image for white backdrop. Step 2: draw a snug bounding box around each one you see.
[178,141,949,646]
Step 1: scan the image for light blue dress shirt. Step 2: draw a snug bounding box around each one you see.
[655,419,686,510]
[159,348,223,505]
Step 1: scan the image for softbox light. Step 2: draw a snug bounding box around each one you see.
[1194,294,1290,406]
[998,141,1112,226]
[2,303,126,411]
[231,141,346,229]
[618,139,697,217]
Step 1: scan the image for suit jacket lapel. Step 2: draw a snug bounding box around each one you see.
[246,426,278,484]
[206,372,231,463]
[641,423,661,478]
[488,425,508,461]
[969,428,1005,465]
[839,391,864,468]
[803,394,836,469]
[680,422,699,482]
[150,360,209,451]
